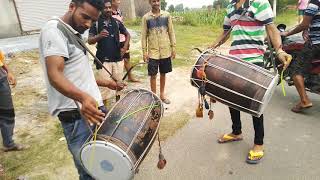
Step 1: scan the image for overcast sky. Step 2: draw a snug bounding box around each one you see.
[166,0,213,8]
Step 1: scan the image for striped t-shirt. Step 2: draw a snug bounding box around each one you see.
[304,0,320,45]
[223,0,274,63]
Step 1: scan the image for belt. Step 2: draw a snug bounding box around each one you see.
[58,110,81,123]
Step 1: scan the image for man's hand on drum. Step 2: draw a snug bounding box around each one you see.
[109,80,126,91]
[80,93,105,126]
[276,49,292,70]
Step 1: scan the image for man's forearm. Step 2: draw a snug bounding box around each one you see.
[96,78,117,90]
[287,24,308,37]
[123,34,131,49]
[287,16,312,36]
[266,24,282,51]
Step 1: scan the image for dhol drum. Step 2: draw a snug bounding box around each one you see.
[191,49,279,117]
[80,89,163,180]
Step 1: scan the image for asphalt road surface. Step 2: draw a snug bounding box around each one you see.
[135,85,320,180]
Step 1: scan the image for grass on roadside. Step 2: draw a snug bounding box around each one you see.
[0,121,73,180]
[274,10,298,27]
[128,25,222,68]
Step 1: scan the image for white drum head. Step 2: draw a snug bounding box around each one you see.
[80,141,134,180]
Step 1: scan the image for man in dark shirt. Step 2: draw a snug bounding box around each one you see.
[88,0,130,101]
[112,0,140,82]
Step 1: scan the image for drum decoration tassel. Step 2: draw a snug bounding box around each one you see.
[208,110,214,120]
[157,133,167,170]
[157,152,166,169]
[196,104,204,118]
[208,100,214,120]
[196,93,204,118]
[204,98,209,110]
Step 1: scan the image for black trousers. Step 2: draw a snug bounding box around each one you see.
[229,107,264,145]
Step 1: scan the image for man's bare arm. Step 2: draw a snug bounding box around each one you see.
[285,16,313,36]
[45,55,104,124]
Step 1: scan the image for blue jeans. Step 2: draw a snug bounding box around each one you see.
[0,79,16,148]
[59,106,107,180]
[60,118,95,180]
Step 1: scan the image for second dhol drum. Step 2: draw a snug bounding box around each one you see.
[80,89,163,180]
[191,49,279,117]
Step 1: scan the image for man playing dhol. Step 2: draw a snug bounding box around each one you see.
[39,0,123,179]
[211,0,292,164]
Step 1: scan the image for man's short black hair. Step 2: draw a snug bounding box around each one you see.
[104,0,112,4]
[72,0,105,11]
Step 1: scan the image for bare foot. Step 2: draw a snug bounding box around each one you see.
[128,78,140,83]
[291,102,313,113]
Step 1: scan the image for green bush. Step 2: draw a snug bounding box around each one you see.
[172,10,227,27]
[125,17,142,26]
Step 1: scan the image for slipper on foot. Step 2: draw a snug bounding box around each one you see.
[246,150,264,164]
[161,98,171,104]
[3,143,24,152]
[218,134,243,144]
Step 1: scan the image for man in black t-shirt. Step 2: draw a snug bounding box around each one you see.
[88,0,130,101]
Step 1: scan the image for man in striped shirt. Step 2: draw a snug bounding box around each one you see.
[211,0,291,164]
[282,0,320,113]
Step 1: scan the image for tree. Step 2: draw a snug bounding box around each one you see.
[168,4,175,12]
[175,3,184,12]
[161,0,167,10]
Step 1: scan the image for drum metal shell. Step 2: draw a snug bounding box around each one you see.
[191,49,279,117]
[80,89,163,180]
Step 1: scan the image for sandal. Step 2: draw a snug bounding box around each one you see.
[246,150,264,164]
[161,98,171,104]
[218,134,243,144]
[3,143,24,152]
[291,103,312,113]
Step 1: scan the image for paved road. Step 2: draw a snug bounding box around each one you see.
[135,85,320,180]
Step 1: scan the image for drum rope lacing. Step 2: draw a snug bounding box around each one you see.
[85,90,166,172]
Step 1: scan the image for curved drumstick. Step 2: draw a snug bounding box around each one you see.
[192,48,203,53]
[122,62,147,81]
